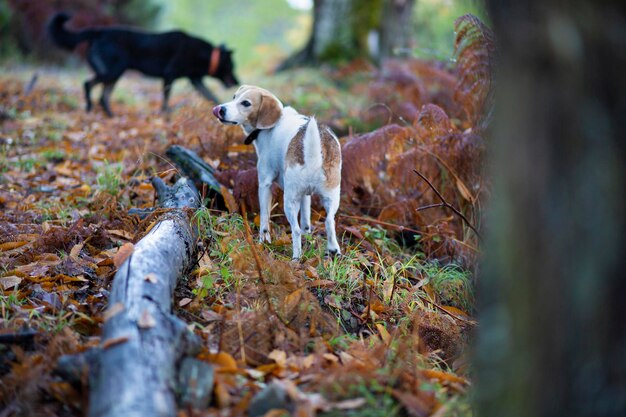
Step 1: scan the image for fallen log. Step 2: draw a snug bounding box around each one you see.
[87,176,202,417]
[166,145,226,210]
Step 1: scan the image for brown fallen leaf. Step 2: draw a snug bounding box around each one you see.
[456,176,474,202]
[205,352,238,371]
[284,288,303,313]
[113,242,134,268]
[376,323,392,344]
[214,379,231,408]
[391,389,435,417]
[60,274,89,283]
[440,305,471,319]
[69,242,84,260]
[421,369,468,385]
[0,276,22,290]
[108,229,135,241]
[200,309,221,321]
[323,353,339,363]
[306,279,335,288]
[268,349,287,368]
[0,241,28,252]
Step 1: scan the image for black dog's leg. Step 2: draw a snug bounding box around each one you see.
[162,79,173,112]
[84,78,99,112]
[190,78,218,103]
[100,82,116,118]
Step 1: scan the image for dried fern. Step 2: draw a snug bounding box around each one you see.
[454,14,496,131]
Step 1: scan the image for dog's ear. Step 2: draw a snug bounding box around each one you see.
[256,92,282,129]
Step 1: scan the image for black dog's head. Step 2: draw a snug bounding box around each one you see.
[210,45,239,88]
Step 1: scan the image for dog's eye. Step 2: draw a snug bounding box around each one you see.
[240,100,251,108]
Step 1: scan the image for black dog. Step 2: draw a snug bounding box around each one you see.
[48,13,239,117]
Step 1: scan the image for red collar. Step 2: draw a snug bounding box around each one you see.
[209,48,221,76]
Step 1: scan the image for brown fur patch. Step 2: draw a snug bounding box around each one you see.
[255,92,282,129]
[286,121,309,166]
[320,125,341,189]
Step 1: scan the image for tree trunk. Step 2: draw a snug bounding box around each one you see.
[379,0,416,59]
[88,177,202,417]
[277,0,383,70]
[476,2,626,417]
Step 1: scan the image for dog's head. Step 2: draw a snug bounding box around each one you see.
[212,85,283,130]
[210,45,239,88]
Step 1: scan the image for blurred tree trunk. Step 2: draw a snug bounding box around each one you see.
[379,0,415,59]
[278,0,415,70]
[476,2,626,417]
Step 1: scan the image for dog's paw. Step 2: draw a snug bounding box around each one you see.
[302,225,313,235]
[259,229,271,243]
[325,248,341,258]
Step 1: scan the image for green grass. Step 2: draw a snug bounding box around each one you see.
[41,149,66,163]
[192,209,247,303]
[15,157,39,172]
[35,199,74,225]
[422,262,474,312]
[95,160,124,197]
[320,378,402,417]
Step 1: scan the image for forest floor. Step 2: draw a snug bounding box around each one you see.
[0,62,479,417]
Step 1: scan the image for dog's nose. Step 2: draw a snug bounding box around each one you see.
[212,105,221,118]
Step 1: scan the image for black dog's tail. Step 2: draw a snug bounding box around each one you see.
[48,12,98,50]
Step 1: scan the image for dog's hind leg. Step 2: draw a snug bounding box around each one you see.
[190,78,218,103]
[320,187,341,256]
[99,81,117,118]
[99,67,124,117]
[300,195,312,234]
[84,77,99,112]
[284,191,303,260]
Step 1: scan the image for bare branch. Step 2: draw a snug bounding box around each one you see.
[414,170,482,240]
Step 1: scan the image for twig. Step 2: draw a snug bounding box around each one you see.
[338,214,421,235]
[235,279,246,364]
[417,294,477,326]
[413,170,482,240]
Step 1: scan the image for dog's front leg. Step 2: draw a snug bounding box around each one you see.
[258,181,272,243]
[190,78,219,103]
[162,79,173,112]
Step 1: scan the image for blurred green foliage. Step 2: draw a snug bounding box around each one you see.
[412,0,487,60]
[114,0,161,27]
[0,2,16,58]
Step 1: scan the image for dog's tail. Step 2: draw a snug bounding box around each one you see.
[48,12,98,50]
[303,117,324,168]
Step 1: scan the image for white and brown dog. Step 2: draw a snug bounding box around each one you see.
[213,85,341,259]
